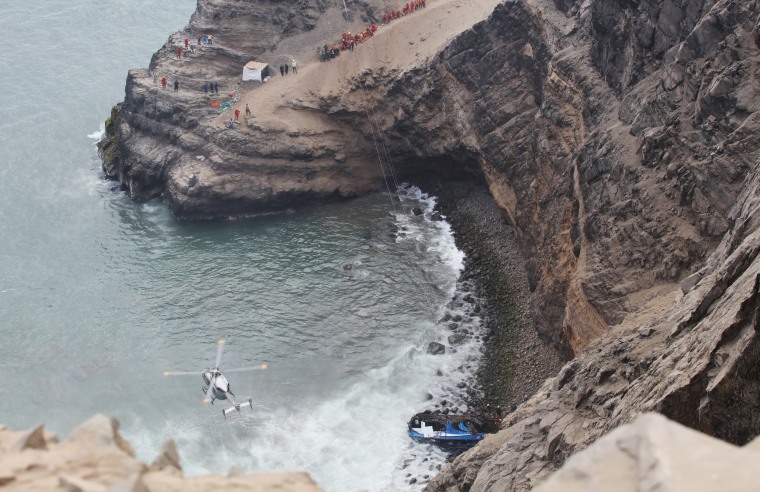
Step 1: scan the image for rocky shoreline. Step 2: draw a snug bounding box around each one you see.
[423,178,566,414]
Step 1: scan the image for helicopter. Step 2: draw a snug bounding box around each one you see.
[163,339,267,419]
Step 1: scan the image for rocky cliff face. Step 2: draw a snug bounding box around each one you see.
[429,162,760,488]
[424,0,760,488]
[396,0,758,357]
[101,0,760,488]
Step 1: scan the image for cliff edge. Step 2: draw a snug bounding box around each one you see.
[99,0,760,489]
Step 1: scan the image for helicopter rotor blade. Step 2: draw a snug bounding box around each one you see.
[163,370,204,376]
[224,364,269,373]
[213,339,225,369]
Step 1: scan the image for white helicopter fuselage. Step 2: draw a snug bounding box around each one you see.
[202,370,230,400]
[164,340,261,419]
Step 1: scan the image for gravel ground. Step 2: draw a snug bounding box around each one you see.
[421,179,566,414]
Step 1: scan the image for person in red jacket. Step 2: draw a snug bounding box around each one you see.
[176,46,182,59]
[161,76,167,89]
[234,109,240,121]
[184,37,189,48]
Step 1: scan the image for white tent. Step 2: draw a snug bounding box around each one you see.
[242,61,270,82]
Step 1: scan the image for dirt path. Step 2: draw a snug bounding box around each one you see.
[217,0,502,130]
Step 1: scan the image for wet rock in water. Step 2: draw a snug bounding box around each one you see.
[436,369,443,376]
[440,313,453,322]
[448,322,459,330]
[427,342,446,355]
[448,333,466,345]
[431,212,443,221]
[343,264,353,271]
[425,392,434,400]
[412,207,423,216]
[452,315,463,322]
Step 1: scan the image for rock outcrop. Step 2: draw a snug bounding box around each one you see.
[535,413,760,492]
[0,414,322,491]
[100,0,760,489]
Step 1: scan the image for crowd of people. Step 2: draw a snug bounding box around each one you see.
[161,0,433,127]
[320,24,379,61]
[382,0,426,24]
[278,60,298,75]
[173,32,215,60]
[319,0,428,61]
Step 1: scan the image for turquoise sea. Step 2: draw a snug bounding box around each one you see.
[0,1,482,489]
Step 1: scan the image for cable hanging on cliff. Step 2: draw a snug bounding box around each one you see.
[338,1,444,315]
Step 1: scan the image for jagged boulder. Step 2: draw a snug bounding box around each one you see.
[0,416,323,491]
[536,413,760,492]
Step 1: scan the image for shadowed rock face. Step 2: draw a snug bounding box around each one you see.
[424,0,760,487]
[428,166,760,488]
[385,0,756,356]
[101,0,760,488]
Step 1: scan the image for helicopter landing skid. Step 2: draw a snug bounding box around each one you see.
[223,398,253,420]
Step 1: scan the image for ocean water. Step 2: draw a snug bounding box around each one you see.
[0,1,483,490]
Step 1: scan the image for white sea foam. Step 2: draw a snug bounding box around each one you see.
[122,186,484,491]
[87,124,105,142]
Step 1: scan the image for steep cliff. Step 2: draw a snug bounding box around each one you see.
[100,0,760,488]
[429,164,760,489]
